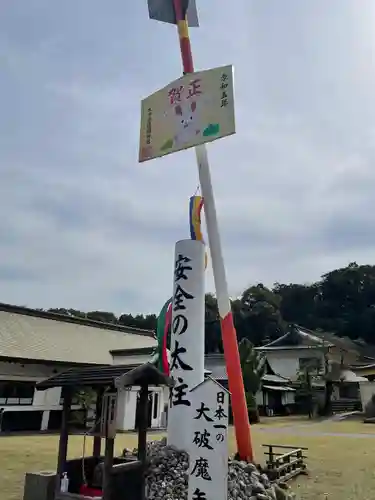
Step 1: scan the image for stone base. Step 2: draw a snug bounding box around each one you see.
[23,471,56,500]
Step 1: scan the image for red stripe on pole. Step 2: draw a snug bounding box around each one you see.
[180,36,194,74]
[221,311,253,461]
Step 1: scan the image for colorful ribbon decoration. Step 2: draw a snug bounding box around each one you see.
[189,195,204,241]
[189,195,208,269]
[155,195,206,374]
[156,298,172,374]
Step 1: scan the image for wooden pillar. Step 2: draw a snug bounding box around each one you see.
[137,385,149,500]
[55,388,72,493]
[137,385,149,464]
[93,387,104,457]
[102,437,114,500]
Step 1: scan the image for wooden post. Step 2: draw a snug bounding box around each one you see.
[268,445,274,468]
[297,449,302,468]
[93,388,104,457]
[55,388,72,493]
[137,385,149,465]
[102,437,114,500]
[137,385,149,500]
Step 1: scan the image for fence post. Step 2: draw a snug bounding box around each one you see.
[269,445,274,467]
[297,449,302,468]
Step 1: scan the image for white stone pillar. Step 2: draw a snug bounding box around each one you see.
[41,410,50,431]
[168,239,205,450]
[188,378,229,500]
[124,389,137,430]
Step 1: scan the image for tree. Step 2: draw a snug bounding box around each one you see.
[273,282,318,330]
[86,311,118,324]
[239,284,286,345]
[315,262,375,342]
[238,338,266,423]
[204,293,222,353]
[70,388,96,427]
[296,359,322,419]
[118,313,157,330]
[48,308,87,319]
[42,261,375,352]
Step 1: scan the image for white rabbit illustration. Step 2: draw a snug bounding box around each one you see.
[173,100,201,147]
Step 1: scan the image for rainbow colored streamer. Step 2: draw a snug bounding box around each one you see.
[189,195,207,268]
[189,195,204,241]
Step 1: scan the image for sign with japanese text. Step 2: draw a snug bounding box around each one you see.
[188,376,229,500]
[167,239,205,450]
[139,65,235,162]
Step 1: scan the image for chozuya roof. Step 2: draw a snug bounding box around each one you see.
[0,302,157,365]
[36,362,174,390]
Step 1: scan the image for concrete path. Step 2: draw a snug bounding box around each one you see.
[256,424,375,439]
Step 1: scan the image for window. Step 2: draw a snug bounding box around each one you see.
[299,357,322,372]
[0,382,34,405]
[339,384,359,399]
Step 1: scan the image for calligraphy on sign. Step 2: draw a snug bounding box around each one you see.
[188,377,229,500]
[138,65,235,162]
[169,252,195,409]
[167,240,205,451]
[169,241,205,408]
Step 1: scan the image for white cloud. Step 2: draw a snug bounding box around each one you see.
[1,0,375,315]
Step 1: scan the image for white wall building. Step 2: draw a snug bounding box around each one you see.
[8,305,373,429]
[256,325,373,412]
[0,303,159,432]
[255,325,374,381]
[204,353,296,414]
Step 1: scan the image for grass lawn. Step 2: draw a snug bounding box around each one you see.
[1,419,374,500]
[257,415,375,434]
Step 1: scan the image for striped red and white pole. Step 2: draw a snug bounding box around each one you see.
[172,0,254,462]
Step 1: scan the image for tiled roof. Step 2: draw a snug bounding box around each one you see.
[301,328,375,360]
[262,373,291,384]
[261,324,375,360]
[37,362,174,390]
[261,326,332,349]
[0,303,157,365]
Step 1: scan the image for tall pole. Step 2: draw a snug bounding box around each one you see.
[172,0,253,461]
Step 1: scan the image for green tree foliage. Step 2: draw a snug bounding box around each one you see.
[239,338,266,396]
[296,360,322,418]
[315,262,375,339]
[273,283,318,329]
[43,262,375,349]
[204,293,222,354]
[238,284,286,345]
[238,338,266,422]
[118,313,157,330]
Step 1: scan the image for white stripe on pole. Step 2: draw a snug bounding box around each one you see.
[195,144,231,318]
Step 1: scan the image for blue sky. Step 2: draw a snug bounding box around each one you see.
[1,0,375,315]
